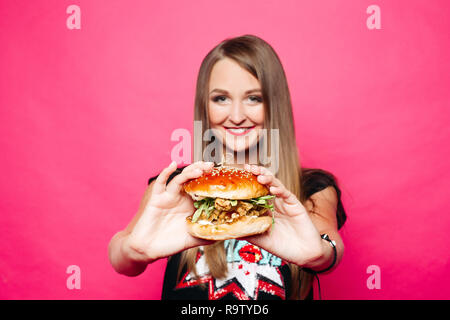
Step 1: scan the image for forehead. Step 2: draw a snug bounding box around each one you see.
[209,58,260,92]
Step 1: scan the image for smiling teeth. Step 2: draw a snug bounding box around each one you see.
[228,128,249,133]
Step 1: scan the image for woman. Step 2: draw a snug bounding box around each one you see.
[108,35,347,300]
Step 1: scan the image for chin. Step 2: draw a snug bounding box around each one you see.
[224,141,257,154]
[222,129,262,153]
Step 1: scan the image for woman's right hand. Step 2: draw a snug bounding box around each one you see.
[122,161,215,265]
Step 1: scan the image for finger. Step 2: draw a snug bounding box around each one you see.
[245,165,299,205]
[249,164,263,175]
[260,174,300,207]
[248,166,293,201]
[268,186,285,196]
[268,184,291,199]
[248,166,304,213]
[248,165,275,178]
[166,161,214,194]
[187,161,214,171]
[256,168,283,191]
[274,188,299,206]
[257,173,275,186]
[184,161,215,173]
[153,161,178,194]
[272,191,304,214]
[258,166,274,176]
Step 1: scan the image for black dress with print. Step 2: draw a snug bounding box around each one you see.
[147,165,346,300]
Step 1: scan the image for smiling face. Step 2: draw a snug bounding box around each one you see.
[208,58,265,156]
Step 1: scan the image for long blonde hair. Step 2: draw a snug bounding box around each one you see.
[182,34,313,299]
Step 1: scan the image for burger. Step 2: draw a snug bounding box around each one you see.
[183,166,275,240]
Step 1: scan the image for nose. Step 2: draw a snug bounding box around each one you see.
[229,101,246,125]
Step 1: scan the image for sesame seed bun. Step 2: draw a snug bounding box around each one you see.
[183,166,273,240]
[183,166,269,200]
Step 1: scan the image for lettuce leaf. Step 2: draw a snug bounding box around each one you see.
[248,195,276,230]
[247,195,275,211]
[192,197,215,222]
[192,195,276,224]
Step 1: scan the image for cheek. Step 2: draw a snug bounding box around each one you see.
[208,104,228,126]
[247,105,265,126]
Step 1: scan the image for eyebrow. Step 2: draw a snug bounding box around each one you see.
[209,88,262,95]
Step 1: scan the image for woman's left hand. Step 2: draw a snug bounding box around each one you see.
[242,164,325,267]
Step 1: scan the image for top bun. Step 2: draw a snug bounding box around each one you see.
[183,166,269,200]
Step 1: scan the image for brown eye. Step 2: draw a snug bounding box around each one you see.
[212,95,228,103]
[212,96,228,104]
[248,95,263,103]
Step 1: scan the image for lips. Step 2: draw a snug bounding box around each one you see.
[224,126,255,136]
[239,244,263,263]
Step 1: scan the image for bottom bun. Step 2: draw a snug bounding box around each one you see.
[186,215,273,240]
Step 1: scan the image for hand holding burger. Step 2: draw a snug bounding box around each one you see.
[122,161,215,265]
[240,164,327,267]
[183,166,276,240]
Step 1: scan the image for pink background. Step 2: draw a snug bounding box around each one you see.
[1,0,449,299]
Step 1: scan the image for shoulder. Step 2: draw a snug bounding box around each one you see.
[308,186,338,205]
[301,167,341,199]
[301,167,347,229]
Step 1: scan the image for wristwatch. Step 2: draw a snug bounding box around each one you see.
[303,233,337,274]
